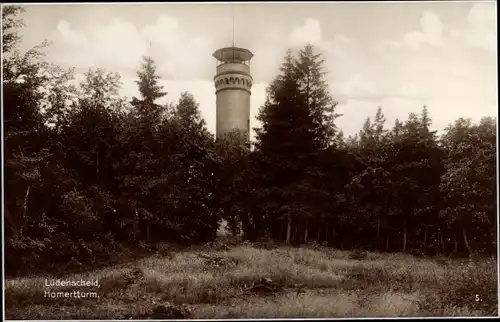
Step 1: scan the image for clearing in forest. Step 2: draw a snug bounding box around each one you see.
[4,245,498,319]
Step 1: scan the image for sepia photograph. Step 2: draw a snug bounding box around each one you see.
[2,1,498,319]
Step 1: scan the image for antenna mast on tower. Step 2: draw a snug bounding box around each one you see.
[232,4,235,47]
[145,40,153,63]
[212,4,254,142]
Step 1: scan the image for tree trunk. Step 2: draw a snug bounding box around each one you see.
[304,219,308,243]
[440,232,445,254]
[385,235,390,252]
[402,221,407,253]
[20,185,31,238]
[232,219,239,236]
[286,216,292,245]
[95,149,100,218]
[376,220,381,249]
[4,206,19,235]
[453,234,458,254]
[423,229,427,253]
[332,226,335,247]
[280,219,285,241]
[146,221,150,244]
[317,222,322,242]
[462,226,473,255]
[325,222,329,244]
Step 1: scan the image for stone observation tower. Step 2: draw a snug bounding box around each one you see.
[213,46,254,141]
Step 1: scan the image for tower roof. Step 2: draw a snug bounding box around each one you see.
[213,47,254,63]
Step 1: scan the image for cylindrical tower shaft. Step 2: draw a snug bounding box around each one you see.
[213,47,254,141]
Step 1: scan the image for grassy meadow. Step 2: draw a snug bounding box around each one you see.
[4,241,498,319]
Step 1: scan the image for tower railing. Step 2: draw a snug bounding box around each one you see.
[216,60,250,66]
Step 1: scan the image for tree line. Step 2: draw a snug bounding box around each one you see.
[3,6,497,276]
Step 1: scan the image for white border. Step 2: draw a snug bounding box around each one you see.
[1,4,6,322]
[3,1,499,5]
[1,1,499,321]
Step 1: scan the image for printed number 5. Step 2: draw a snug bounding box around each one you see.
[475,294,480,302]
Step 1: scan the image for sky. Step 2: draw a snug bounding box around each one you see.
[14,1,498,139]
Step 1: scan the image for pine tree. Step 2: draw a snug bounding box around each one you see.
[384,107,444,253]
[359,117,373,148]
[115,56,168,244]
[253,48,329,244]
[294,44,341,148]
[131,56,167,121]
[345,107,391,250]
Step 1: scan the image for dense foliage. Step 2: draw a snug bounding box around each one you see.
[3,7,497,276]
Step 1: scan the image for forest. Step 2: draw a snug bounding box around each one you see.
[3,5,497,278]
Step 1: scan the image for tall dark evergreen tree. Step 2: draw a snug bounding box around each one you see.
[252,47,331,244]
[114,56,168,244]
[294,44,341,148]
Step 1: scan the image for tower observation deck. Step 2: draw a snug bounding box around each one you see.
[213,46,254,141]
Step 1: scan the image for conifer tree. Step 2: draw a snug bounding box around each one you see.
[115,56,168,243]
[294,44,341,148]
[253,47,330,244]
[131,56,167,121]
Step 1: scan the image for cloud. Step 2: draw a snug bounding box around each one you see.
[276,19,428,108]
[333,34,354,44]
[50,15,215,80]
[337,73,378,101]
[403,11,445,47]
[451,3,496,52]
[381,40,403,49]
[288,18,323,47]
[286,18,354,54]
[398,82,424,99]
[52,16,356,89]
[380,4,496,53]
[468,2,496,30]
[249,30,289,84]
[56,20,88,47]
[378,11,445,51]
[250,18,355,85]
[335,73,427,104]
[374,40,402,54]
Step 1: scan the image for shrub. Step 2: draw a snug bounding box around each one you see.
[421,258,498,316]
[349,249,367,260]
